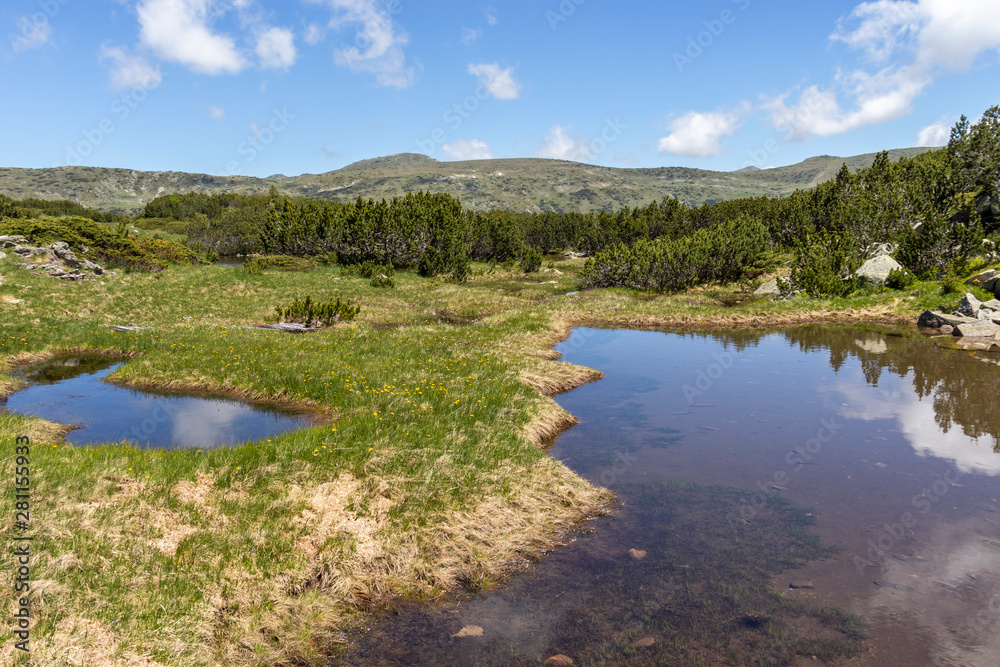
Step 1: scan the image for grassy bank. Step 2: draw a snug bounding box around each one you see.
[0,255,939,665]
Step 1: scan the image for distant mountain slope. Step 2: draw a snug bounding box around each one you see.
[0,148,934,215]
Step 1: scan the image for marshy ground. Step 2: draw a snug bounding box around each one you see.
[0,255,952,665]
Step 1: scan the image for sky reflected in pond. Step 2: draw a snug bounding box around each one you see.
[2,354,311,448]
[339,325,1000,666]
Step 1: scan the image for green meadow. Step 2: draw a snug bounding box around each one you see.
[0,249,950,665]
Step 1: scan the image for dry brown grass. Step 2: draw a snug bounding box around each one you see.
[0,617,167,667]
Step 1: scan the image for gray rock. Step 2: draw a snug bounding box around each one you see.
[50,242,80,268]
[958,293,984,317]
[0,235,28,248]
[986,276,1000,298]
[954,320,1000,338]
[918,310,947,328]
[918,310,976,328]
[754,278,782,297]
[13,246,50,259]
[856,255,904,285]
[983,300,1000,311]
[978,309,995,321]
[967,269,997,286]
[82,259,104,275]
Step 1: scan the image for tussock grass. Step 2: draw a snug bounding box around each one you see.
[0,254,922,665]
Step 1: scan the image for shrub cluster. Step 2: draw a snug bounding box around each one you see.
[273,296,360,327]
[581,217,769,292]
[0,216,198,271]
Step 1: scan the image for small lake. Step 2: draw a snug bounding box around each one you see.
[1,354,311,448]
[340,325,1000,666]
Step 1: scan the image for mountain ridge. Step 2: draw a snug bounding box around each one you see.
[0,148,934,215]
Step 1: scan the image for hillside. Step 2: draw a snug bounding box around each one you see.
[0,148,933,215]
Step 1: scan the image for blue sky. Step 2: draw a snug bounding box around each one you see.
[2,0,999,177]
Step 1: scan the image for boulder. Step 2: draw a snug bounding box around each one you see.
[954,320,1000,338]
[51,242,80,268]
[984,300,1000,312]
[754,278,782,297]
[957,293,984,317]
[82,259,104,275]
[13,246,54,260]
[856,255,904,285]
[986,276,1000,298]
[967,269,997,286]
[0,235,28,245]
[918,310,976,328]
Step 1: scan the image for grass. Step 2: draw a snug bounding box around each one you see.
[0,252,935,665]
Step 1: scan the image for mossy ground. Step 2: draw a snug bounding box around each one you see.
[0,255,938,665]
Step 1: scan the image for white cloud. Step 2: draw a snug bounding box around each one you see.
[256,27,297,69]
[769,0,1000,140]
[485,7,498,25]
[460,27,481,46]
[11,15,53,53]
[835,0,1000,70]
[99,44,163,91]
[210,105,225,119]
[768,66,929,141]
[319,0,414,88]
[917,118,953,146]
[832,369,1000,476]
[657,110,743,157]
[912,0,1000,71]
[305,23,326,45]
[831,0,923,63]
[468,63,521,100]
[443,139,492,160]
[537,126,592,162]
[136,0,246,75]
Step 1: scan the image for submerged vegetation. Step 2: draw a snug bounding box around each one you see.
[0,105,997,665]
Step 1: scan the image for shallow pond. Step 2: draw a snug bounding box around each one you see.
[340,325,1000,666]
[2,354,311,448]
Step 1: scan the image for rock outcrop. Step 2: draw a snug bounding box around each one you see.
[919,295,1000,341]
[3,238,107,280]
[856,255,904,285]
[957,293,984,317]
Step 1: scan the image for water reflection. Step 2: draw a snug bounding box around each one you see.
[2,354,311,448]
[691,325,1000,473]
[339,324,1000,666]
